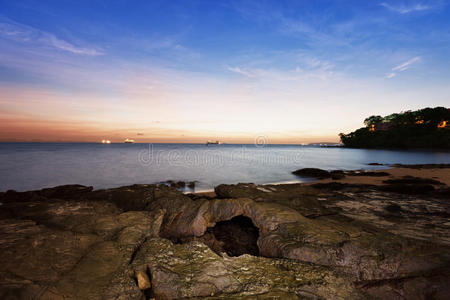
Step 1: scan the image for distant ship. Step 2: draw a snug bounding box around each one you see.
[101,139,111,144]
[206,140,223,145]
[124,138,135,143]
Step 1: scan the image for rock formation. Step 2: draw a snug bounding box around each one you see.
[0,180,449,299]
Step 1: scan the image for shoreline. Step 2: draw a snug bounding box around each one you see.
[0,163,449,298]
[306,164,450,186]
[191,163,450,196]
[2,163,448,195]
[2,143,449,193]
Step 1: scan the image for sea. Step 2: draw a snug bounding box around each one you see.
[0,142,449,192]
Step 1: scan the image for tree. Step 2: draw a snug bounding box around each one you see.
[363,115,383,127]
[340,107,450,149]
[419,107,450,127]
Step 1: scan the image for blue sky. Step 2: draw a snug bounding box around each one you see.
[0,0,449,143]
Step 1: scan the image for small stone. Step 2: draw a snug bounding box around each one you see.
[176,181,186,188]
[136,270,151,290]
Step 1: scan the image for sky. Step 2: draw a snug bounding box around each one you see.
[0,0,449,144]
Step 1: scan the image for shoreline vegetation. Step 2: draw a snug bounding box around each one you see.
[339,107,450,149]
[1,163,449,299]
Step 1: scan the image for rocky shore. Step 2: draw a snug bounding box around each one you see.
[0,165,449,299]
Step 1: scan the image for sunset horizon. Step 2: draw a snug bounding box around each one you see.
[1,2,450,298]
[1,1,449,143]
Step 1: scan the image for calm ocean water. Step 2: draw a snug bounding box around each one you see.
[0,143,449,192]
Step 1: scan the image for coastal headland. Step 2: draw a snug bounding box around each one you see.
[0,164,449,299]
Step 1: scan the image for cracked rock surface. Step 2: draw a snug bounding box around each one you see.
[0,181,449,299]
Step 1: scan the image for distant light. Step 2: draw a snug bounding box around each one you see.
[437,120,448,128]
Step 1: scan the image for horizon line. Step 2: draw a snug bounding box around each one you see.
[0,141,341,145]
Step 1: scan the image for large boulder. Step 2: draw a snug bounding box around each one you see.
[1,182,449,299]
[87,184,185,211]
[214,183,328,217]
[0,184,93,203]
[150,195,450,285]
[292,168,331,178]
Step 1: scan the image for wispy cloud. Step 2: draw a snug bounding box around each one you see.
[0,19,103,56]
[227,66,265,78]
[385,56,421,78]
[380,2,430,14]
[392,56,421,71]
[385,72,396,78]
[227,64,334,81]
[227,51,336,81]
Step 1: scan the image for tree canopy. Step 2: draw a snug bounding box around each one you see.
[340,107,450,148]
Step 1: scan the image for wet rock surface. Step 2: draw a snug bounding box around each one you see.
[292,168,331,178]
[392,163,450,169]
[292,168,392,182]
[0,175,449,299]
[330,170,345,180]
[382,176,444,185]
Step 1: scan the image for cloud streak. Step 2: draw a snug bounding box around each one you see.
[227,66,264,78]
[392,56,421,71]
[227,54,335,81]
[0,19,103,56]
[380,2,430,14]
[386,56,420,78]
[385,72,396,78]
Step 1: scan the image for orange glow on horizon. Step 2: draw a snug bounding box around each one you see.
[0,116,339,144]
[0,84,345,144]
